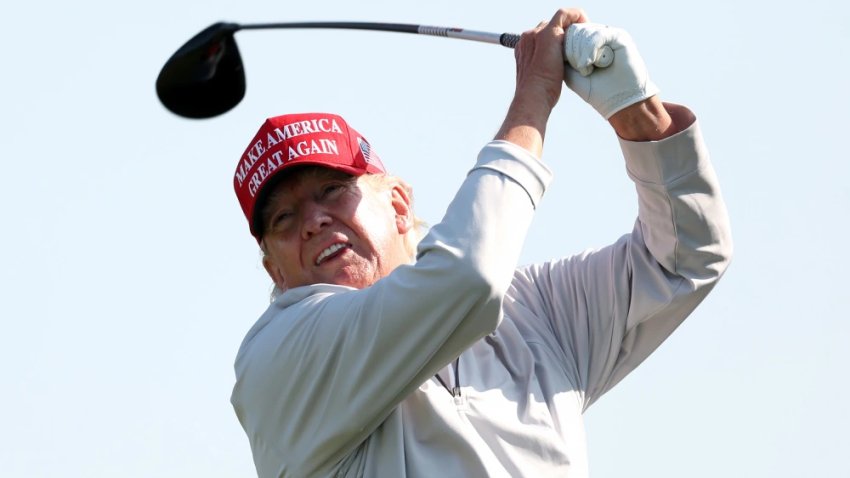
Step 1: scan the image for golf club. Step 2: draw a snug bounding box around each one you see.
[156,21,614,119]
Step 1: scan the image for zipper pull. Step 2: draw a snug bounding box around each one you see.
[451,386,461,398]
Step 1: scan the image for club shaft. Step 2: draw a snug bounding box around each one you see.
[237,22,520,48]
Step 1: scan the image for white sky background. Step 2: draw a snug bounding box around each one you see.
[1,0,848,476]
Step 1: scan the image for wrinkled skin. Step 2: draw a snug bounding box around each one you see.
[259,167,414,292]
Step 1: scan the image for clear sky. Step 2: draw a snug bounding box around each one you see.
[2,0,848,476]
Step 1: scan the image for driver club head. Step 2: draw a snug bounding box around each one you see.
[156,22,246,119]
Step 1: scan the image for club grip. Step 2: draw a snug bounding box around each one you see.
[499,33,521,48]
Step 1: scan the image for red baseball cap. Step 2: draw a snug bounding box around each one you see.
[234,112,386,240]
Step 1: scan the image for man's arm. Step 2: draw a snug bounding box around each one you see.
[609,96,695,141]
[507,19,732,407]
[495,8,588,157]
[509,114,732,409]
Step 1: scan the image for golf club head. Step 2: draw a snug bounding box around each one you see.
[156,22,245,119]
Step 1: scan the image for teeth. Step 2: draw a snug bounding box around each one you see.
[316,243,347,265]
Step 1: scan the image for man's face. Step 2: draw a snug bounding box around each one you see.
[259,167,413,292]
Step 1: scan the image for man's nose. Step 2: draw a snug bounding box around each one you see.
[301,203,332,239]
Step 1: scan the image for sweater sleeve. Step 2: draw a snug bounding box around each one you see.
[231,141,552,477]
[509,111,733,410]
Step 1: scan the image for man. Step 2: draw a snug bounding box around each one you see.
[231,8,732,477]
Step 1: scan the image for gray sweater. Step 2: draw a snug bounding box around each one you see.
[231,113,733,477]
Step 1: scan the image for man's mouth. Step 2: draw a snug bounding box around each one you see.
[315,243,351,266]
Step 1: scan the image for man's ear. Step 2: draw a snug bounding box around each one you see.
[262,255,287,292]
[390,182,414,234]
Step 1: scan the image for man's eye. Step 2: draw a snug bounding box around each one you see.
[321,183,343,198]
[273,212,293,226]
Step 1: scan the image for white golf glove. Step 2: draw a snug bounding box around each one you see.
[564,23,660,119]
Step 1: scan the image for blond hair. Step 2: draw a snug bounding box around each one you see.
[359,173,427,260]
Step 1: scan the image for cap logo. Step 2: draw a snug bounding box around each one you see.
[234,118,345,198]
[357,137,373,163]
